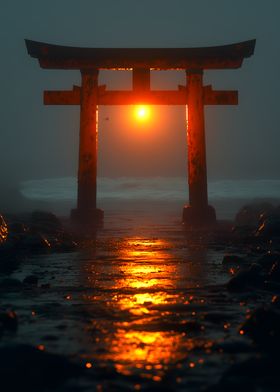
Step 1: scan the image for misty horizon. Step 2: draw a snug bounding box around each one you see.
[1,0,280,188]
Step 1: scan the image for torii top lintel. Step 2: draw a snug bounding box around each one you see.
[25,39,255,70]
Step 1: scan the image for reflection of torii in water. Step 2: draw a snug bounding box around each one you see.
[25,39,255,225]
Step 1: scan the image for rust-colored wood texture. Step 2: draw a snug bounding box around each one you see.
[25,39,255,70]
[26,39,255,225]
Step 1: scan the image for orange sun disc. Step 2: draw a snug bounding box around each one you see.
[135,105,150,121]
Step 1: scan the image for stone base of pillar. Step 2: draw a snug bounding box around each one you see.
[182,204,216,226]
[70,208,104,226]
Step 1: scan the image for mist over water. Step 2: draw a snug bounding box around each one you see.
[16,176,280,220]
[21,177,280,201]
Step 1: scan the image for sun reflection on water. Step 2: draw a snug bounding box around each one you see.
[110,329,186,377]
[92,237,191,377]
[82,236,211,384]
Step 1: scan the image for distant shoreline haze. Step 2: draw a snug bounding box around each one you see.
[20,177,280,202]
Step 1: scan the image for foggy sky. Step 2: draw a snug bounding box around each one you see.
[1,0,280,186]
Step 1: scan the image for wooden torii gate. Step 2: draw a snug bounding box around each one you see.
[25,39,255,225]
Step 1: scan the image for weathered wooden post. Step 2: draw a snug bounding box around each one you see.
[133,68,150,92]
[71,70,103,224]
[183,70,216,225]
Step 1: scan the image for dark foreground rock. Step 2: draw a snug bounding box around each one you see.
[206,355,280,392]
[0,214,8,244]
[0,211,78,255]
[0,311,18,333]
[234,202,274,230]
[30,210,63,234]
[233,202,280,241]
[222,254,246,265]
[226,263,263,291]
[0,344,84,392]
[240,305,280,349]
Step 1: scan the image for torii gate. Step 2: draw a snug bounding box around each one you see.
[25,39,255,225]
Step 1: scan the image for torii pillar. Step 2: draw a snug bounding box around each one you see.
[183,70,216,225]
[70,70,104,224]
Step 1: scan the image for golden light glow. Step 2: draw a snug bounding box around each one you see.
[83,236,209,382]
[134,105,150,121]
[90,237,188,376]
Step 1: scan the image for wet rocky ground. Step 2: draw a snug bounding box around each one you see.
[1,204,280,391]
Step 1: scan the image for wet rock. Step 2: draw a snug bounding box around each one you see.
[0,344,83,391]
[1,212,78,254]
[0,310,18,332]
[227,263,263,292]
[0,278,22,291]
[50,236,78,252]
[213,355,280,392]
[0,214,8,244]
[0,246,22,273]
[23,275,38,287]
[41,283,51,289]
[8,222,29,234]
[222,254,246,265]
[8,222,30,241]
[19,232,51,250]
[41,334,59,341]
[235,202,274,228]
[268,261,280,283]
[257,252,280,270]
[30,211,63,234]
[240,306,280,349]
[28,211,79,252]
[255,215,280,239]
[271,294,280,308]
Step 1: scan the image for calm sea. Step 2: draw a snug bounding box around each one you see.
[19,177,280,219]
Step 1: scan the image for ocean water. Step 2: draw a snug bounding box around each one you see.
[21,177,280,203]
[18,177,280,220]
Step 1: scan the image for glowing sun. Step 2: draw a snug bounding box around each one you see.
[134,105,150,121]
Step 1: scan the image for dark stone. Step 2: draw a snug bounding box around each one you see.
[0,311,18,332]
[215,356,280,391]
[23,275,38,286]
[222,254,246,265]
[0,278,22,291]
[50,237,78,252]
[255,216,280,239]
[257,252,280,269]
[235,202,274,229]
[268,261,280,283]
[240,306,280,349]
[0,214,8,244]
[8,222,29,235]
[227,263,263,292]
[41,283,51,289]
[41,334,59,341]
[30,211,63,234]
[0,344,83,391]
[271,294,280,308]
[19,232,51,250]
